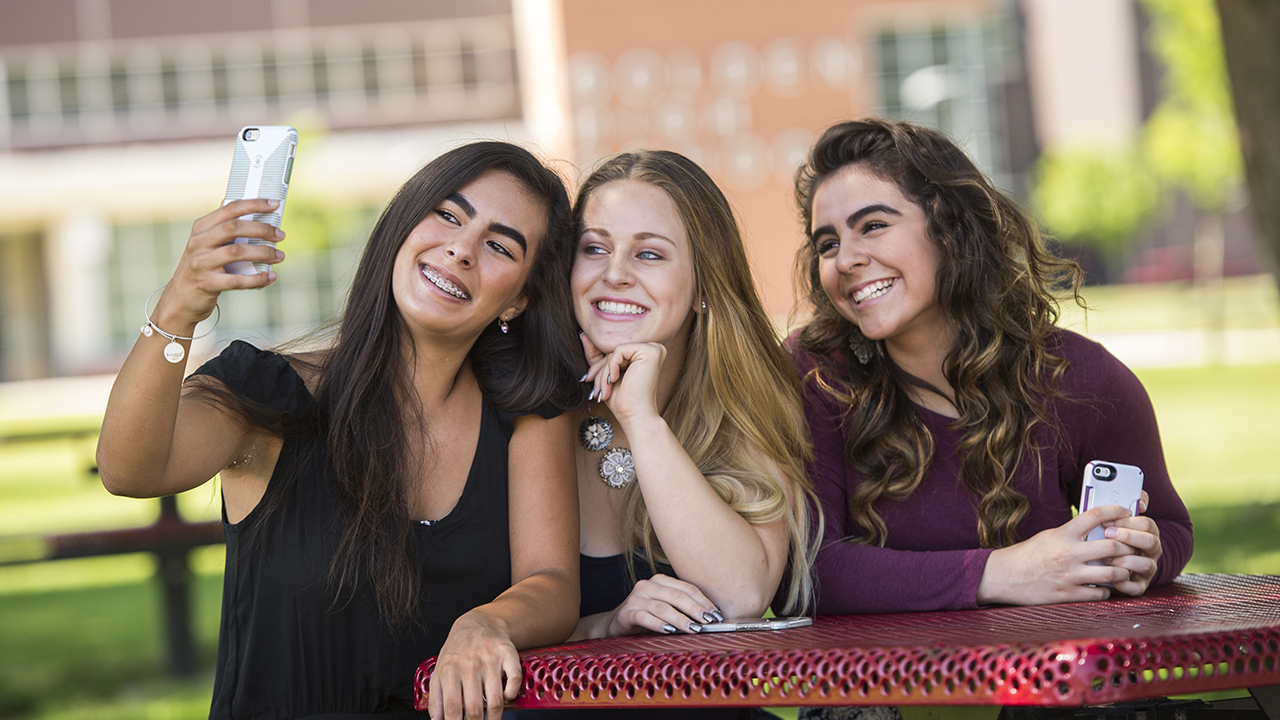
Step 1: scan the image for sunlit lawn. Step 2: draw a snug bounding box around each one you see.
[1,277,1277,719]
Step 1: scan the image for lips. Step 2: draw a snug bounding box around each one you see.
[421,264,470,300]
[852,278,894,304]
[595,299,648,316]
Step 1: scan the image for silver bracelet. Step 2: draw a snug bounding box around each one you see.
[140,284,220,364]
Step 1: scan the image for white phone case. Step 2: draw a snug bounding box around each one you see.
[1079,460,1144,546]
[222,126,297,274]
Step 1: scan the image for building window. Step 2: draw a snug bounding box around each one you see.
[1,17,520,150]
[870,18,1003,180]
[106,207,379,356]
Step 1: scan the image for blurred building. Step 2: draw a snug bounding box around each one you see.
[0,0,1256,381]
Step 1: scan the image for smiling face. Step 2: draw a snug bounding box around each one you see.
[571,179,697,356]
[392,169,547,343]
[811,164,947,354]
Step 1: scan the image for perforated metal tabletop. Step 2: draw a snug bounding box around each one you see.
[415,574,1280,710]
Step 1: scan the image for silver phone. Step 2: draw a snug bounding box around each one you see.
[697,617,813,633]
[222,125,297,274]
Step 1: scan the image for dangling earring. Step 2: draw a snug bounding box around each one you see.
[701,301,707,311]
[849,326,874,365]
[499,317,510,334]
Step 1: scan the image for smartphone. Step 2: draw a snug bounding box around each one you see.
[222,125,297,274]
[1078,460,1144,548]
[697,617,813,633]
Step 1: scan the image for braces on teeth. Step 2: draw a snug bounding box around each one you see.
[422,266,468,299]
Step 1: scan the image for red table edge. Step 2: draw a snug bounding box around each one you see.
[413,627,1280,710]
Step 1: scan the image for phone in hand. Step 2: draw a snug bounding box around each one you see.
[1078,460,1144,559]
[697,617,812,633]
[222,126,297,275]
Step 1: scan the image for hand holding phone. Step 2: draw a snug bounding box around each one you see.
[1078,460,1144,570]
[222,126,297,275]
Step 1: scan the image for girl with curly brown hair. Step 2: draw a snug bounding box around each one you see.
[788,118,1192,615]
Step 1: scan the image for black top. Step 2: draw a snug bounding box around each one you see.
[197,341,555,719]
[578,552,663,617]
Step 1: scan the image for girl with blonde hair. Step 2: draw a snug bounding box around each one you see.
[567,150,816,646]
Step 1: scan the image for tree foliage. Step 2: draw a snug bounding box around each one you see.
[1032,145,1160,256]
[1031,0,1242,262]
[1140,0,1241,211]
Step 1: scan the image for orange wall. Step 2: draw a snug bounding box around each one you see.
[560,0,993,319]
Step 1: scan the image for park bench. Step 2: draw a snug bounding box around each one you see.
[414,573,1280,719]
[0,419,223,676]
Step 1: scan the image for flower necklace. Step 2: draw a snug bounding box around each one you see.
[577,409,635,489]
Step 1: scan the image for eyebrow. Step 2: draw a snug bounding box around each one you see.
[811,203,902,240]
[581,227,676,246]
[448,192,529,254]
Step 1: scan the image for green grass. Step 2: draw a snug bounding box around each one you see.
[1135,363,1280,508]
[1,277,1277,718]
[0,557,222,719]
[1059,273,1280,333]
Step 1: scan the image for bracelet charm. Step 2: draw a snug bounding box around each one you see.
[141,284,220,364]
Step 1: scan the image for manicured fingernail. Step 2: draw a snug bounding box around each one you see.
[688,623,702,633]
[662,624,677,634]
[276,249,285,260]
[712,610,724,622]
[1105,527,1118,539]
[267,199,280,208]
[579,373,589,382]
[589,388,598,401]
[702,611,716,623]
[275,228,285,238]
[267,271,277,282]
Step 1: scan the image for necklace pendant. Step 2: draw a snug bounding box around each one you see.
[598,447,636,488]
[163,341,185,363]
[577,414,613,452]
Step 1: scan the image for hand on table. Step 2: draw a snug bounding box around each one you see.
[428,611,521,720]
[606,574,724,636]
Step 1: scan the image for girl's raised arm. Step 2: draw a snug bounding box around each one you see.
[97,199,286,499]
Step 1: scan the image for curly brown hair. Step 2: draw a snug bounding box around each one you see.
[792,118,1084,549]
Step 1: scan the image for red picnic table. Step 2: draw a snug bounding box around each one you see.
[415,573,1280,714]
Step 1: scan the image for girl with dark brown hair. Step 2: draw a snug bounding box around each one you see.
[97,141,584,720]
[789,118,1193,615]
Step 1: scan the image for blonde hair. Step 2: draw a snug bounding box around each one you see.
[573,150,818,613]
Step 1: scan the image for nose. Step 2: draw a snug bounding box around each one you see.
[444,234,476,268]
[601,252,634,287]
[834,238,869,274]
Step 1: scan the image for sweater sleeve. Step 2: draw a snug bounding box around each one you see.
[1063,337,1193,585]
[795,347,994,615]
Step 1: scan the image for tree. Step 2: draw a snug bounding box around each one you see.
[1216,0,1280,289]
[1031,145,1161,282]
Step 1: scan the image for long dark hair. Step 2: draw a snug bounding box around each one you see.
[193,141,582,627]
[793,118,1083,549]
